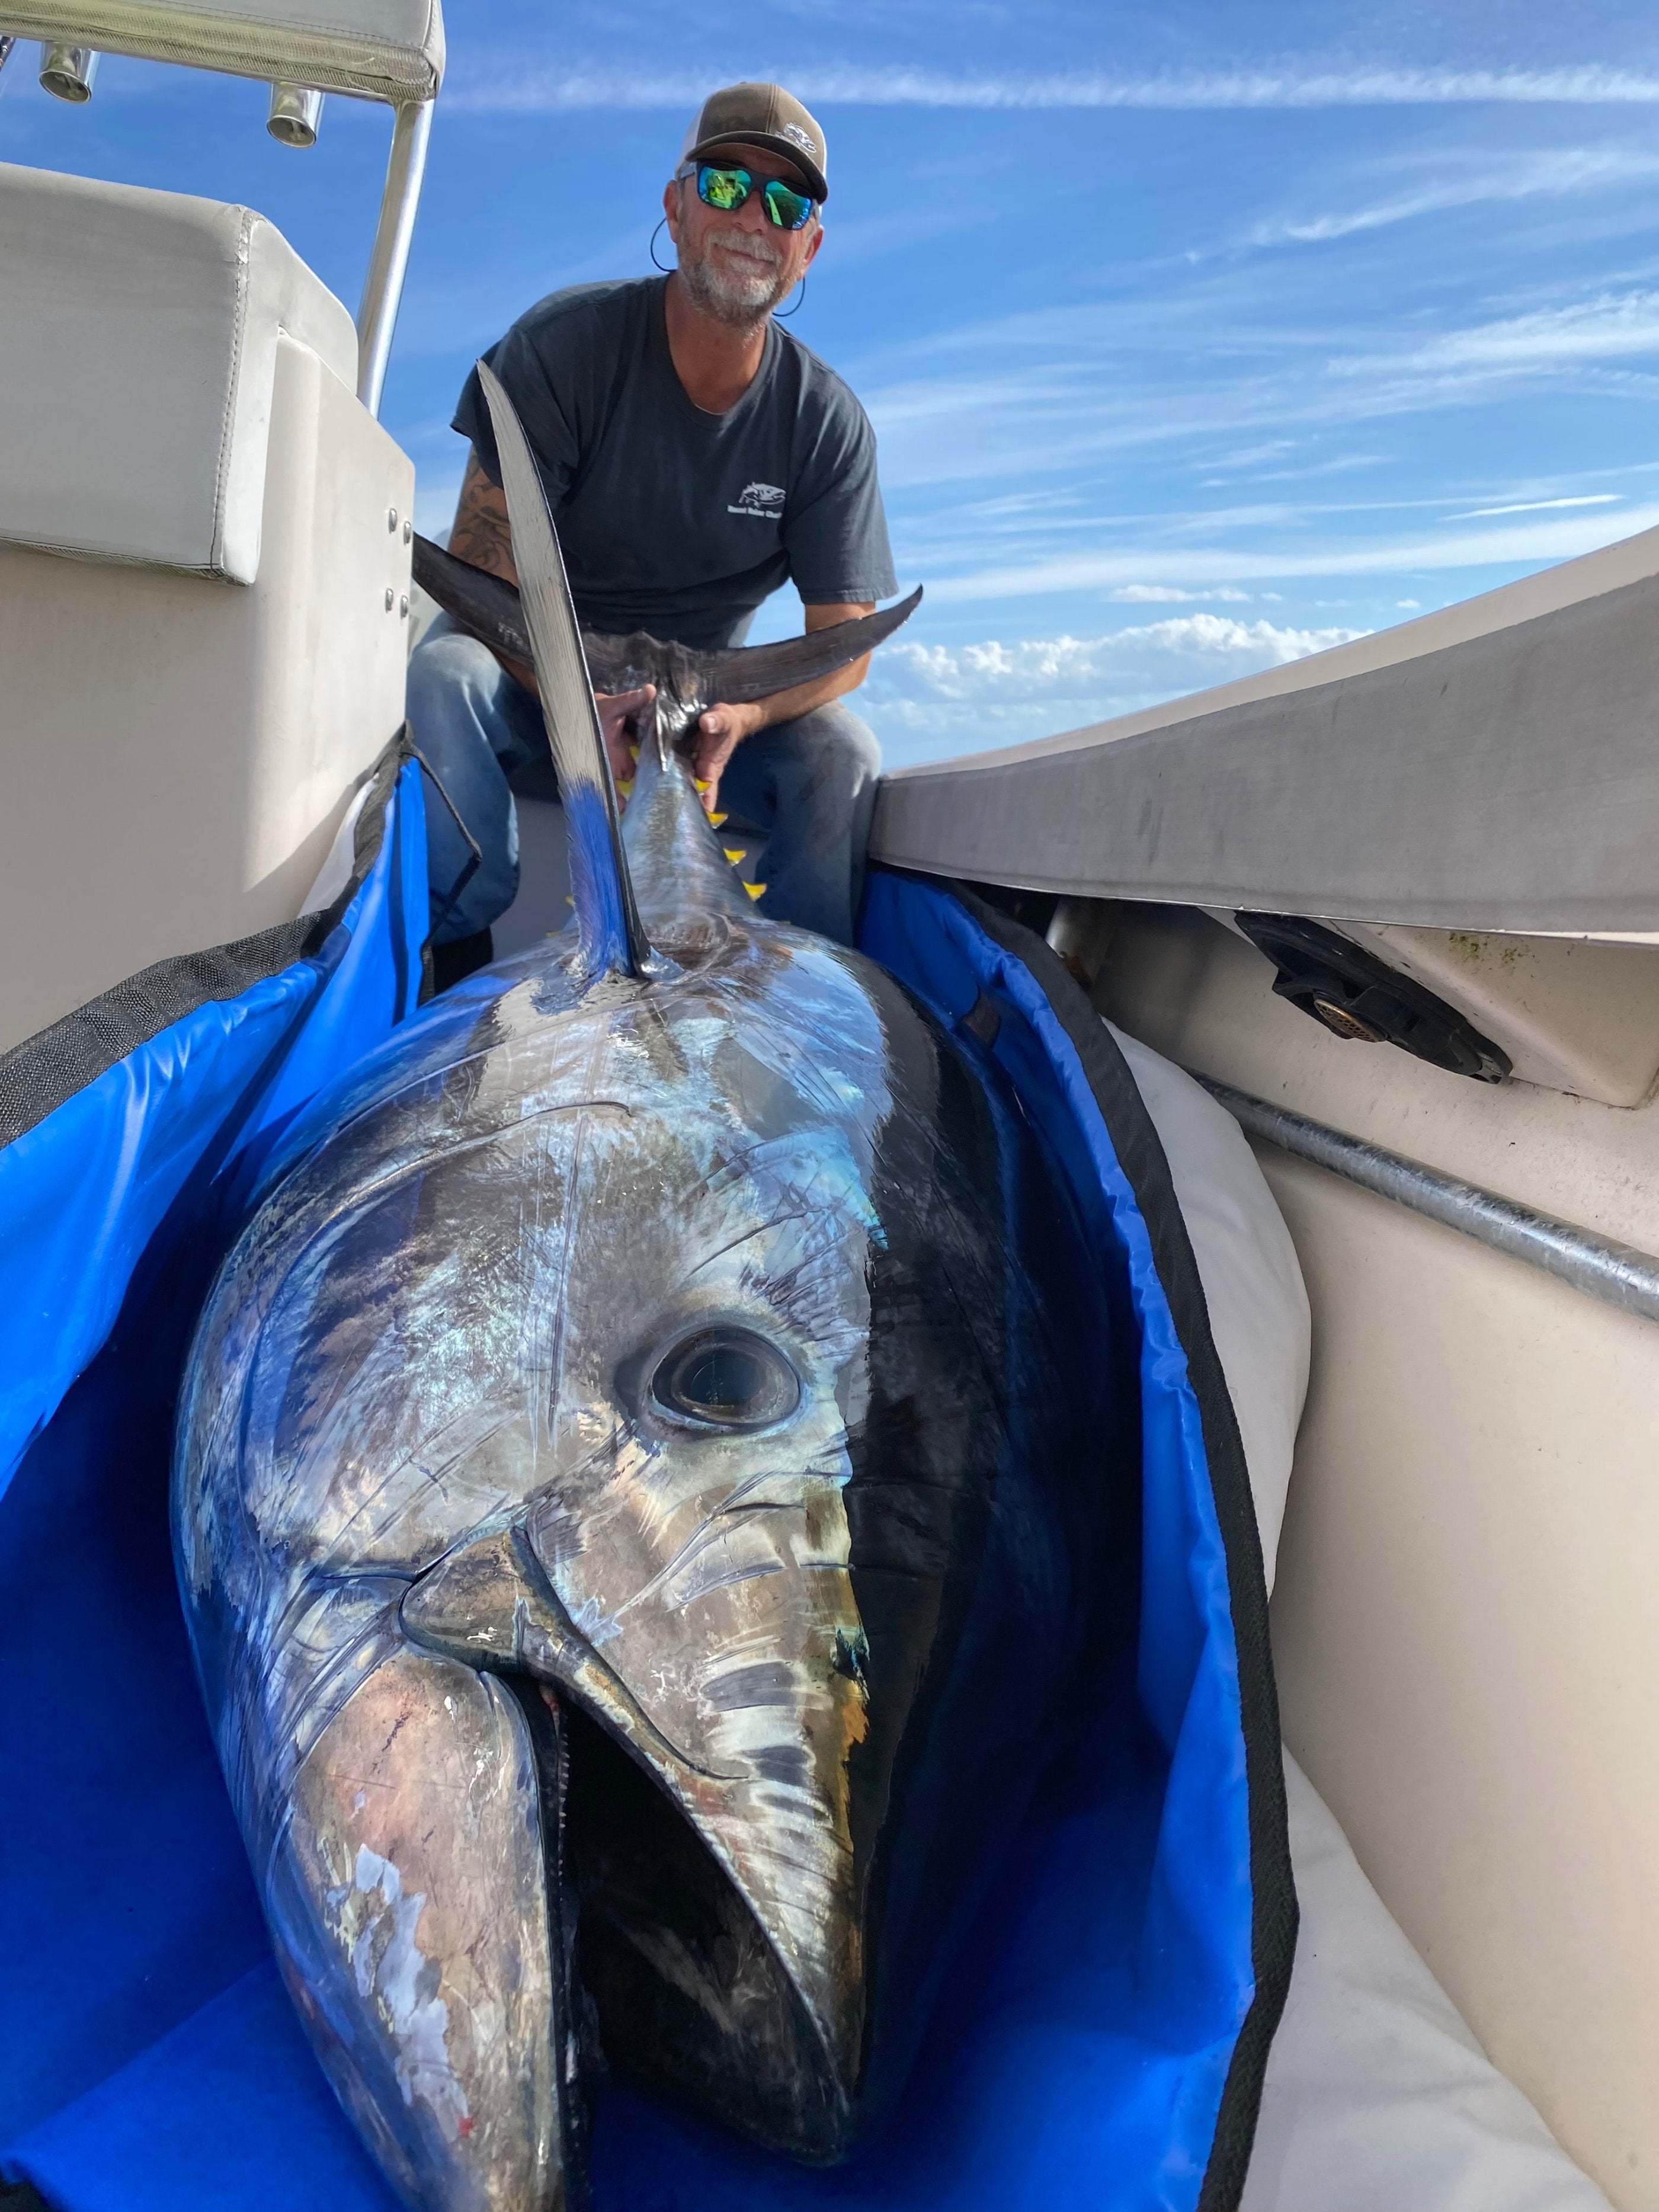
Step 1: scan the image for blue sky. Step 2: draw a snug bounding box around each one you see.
[7,1,1659,764]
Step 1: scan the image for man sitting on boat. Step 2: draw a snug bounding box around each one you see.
[408,80,898,970]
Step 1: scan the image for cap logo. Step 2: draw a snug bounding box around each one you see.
[778,121,818,157]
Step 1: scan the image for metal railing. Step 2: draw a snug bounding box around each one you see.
[355,99,433,416]
[1200,1075,1659,1327]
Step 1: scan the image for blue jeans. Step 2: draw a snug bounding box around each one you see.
[406,617,882,949]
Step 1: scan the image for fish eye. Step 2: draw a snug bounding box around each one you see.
[649,1327,801,1432]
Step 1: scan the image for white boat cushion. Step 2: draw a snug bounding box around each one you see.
[1248,1752,1612,2211]
[1108,1020,1310,1591]
[0,0,442,103]
[1112,1024,1610,2210]
[0,164,357,582]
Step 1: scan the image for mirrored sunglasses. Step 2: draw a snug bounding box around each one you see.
[684,161,817,232]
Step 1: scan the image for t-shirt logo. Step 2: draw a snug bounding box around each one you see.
[728,481,786,520]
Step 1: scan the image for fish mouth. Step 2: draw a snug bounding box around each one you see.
[399,1520,741,1783]
[400,1523,865,2162]
[557,1694,857,2160]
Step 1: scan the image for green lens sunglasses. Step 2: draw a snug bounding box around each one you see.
[681,161,818,232]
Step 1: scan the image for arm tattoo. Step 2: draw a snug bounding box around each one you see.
[449,451,518,585]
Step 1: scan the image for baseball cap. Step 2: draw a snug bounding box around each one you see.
[678,81,828,203]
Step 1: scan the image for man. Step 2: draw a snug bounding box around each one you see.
[409,81,898,975]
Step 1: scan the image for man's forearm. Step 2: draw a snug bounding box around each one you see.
[447,447,534,688]
[450,450,519,587]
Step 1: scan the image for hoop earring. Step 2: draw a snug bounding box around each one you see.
[773,275,806,321]
[649,217,674,273]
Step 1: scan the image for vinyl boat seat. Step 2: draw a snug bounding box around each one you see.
[0,161,414,1052]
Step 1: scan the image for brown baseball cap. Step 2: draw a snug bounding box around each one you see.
[678,81,828,203]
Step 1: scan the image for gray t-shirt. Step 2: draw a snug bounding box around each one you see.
[454,277,899,650]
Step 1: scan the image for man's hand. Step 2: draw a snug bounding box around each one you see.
[597,686,655,804]
[692,700,767,815]
[691,602,877,815]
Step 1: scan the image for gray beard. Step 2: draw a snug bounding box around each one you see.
[678,233,795,329]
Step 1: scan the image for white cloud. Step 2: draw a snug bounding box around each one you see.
[1249,148,1659,246]
[1446,492,1623,518]
[1106,583,1254,603]
[918,501,1659,603]
[875,617,1369,703]
[1336,290,1659,378]
[863,613,1372,764]
[855,272,1659,500]
[444,63,1659,117]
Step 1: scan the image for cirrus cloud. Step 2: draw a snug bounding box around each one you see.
[1107,582,1256,602]
[1249,146,1659,245]
[444,62,1659,117]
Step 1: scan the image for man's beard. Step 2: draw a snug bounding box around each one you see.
[679,226,795,328]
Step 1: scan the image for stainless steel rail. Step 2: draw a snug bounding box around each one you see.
[356,97,433,417]
[1199,1075,1659,1326]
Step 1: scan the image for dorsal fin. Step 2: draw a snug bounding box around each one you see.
[477,361,653,982]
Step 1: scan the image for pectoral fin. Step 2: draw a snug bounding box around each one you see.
[267,1646,576,2212]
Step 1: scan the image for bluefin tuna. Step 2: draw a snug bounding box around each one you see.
[172,364,1126,2212]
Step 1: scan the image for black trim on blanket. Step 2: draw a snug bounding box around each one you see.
[943,878,1299,2212]
[0,735,415,1152]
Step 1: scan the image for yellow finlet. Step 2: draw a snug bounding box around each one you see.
[616,778,635,798]
[744,882,767,902]
[709,811,728,828]
[565,894,575,907]
[723,847,747,865]
[693,776,712,794]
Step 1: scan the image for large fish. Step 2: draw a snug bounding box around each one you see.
[173,364,1126,2211]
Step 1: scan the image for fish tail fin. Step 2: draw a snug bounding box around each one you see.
[477,361,653,981]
